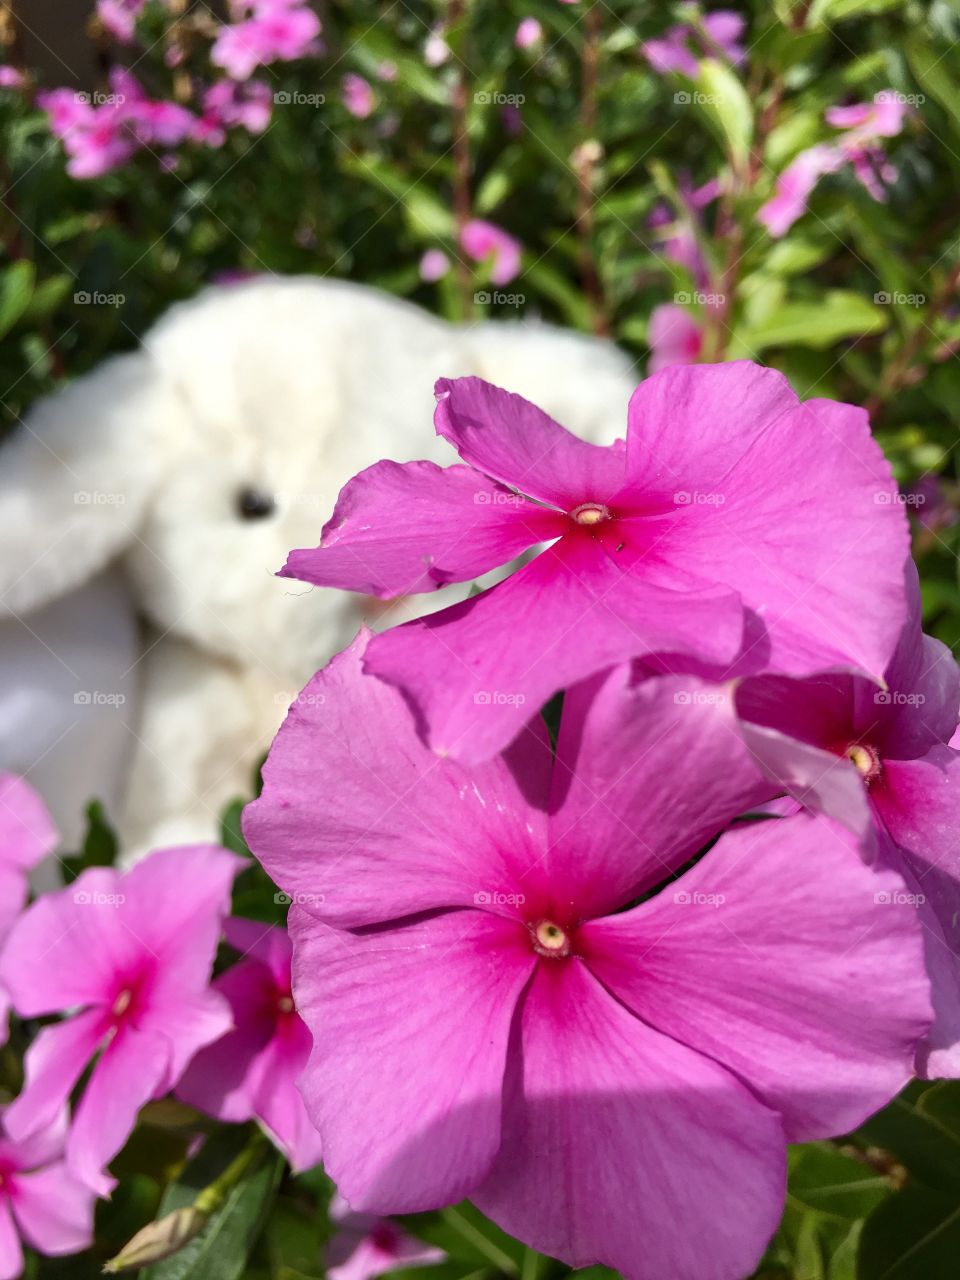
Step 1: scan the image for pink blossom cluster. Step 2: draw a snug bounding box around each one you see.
[759,93,908,236]
[212,0,323,81]
[38,67,273,179]
[643,8,746,75]
[239,358,960,1278]
[0,773,332,1272]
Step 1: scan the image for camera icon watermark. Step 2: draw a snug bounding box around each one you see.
[673,890,726,907]
[673,490,726,506]
[74,290,125,308]
[874,889,925,906]
[274,90,325,107]
[474,91,525,106]
[474,290,525,308]
[474,690,527,706]
[73,890,126,907]
[473,890,526,907]
[73,690,126,707]
[274,890,326,907]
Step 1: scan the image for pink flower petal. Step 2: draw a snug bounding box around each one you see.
[433,376,627,509]
[0,1201,22,1280]
[0,774,58,871]
[10,1163,95,1256]
[4,1011,107,1142]
[290,905,535,1212]
[874,751,960,1076]
[244,632,553,926]
[544,668,772,916]
[364,535,744,762]
[67,1026,170,1195]
[626,363,910,681]
[280,459,563,598]
[472,962,785,1278]
[581,813,932,1140]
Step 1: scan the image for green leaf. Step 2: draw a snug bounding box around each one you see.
[905,39,960,138]
[0,261,35,341]
[692,58,754,169]
[789,1145,891,1220]
[858,1184,960,1279]
[808,0,904,24]
[144,1129,283,1280]
[729,289,887,354]
[856,1081,960,1192]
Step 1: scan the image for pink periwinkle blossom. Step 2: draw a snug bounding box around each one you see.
[648,173,720,287]
[342,73,376,119]
[212,0,322,81]
[0,67,25,90]
[326,1194,446,1280]
[647,302,703,372]
[0,845,241,1195]
[243,633,931,1280]
[0,1109,95,1280]
[96,0,149,44]
[419,248,451,282]
[460,218,522,286]
[280,362,910,762]
[515,18,543,49]
[733,566,960,1077]
[177,918,322,1172]
[644,10,746,76]
[424,28,451,67]
[39,69,196,179]
[0,775,58,1039]
[195,78,273,146]
[759,91,908,236]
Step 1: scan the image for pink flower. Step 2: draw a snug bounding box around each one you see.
[648,174,719,286]
[0,775,58,1040]
[342,73,375,119]
[196,78,273,145]
[177,918,322,1172]
[734,566,960,1077]
[326,1195,445,1280]
[244,634,931,1279]
[96,0,148,43]
[280,362,909,762]
[647,303,703,372]
[424,28,450,67]
[0,66,25,90]
[515,17,543,49]
[644,10,745,75]
[0,846,241,1195]
[757,143,843,237]
[759,92,907,236]
[212,0,322,80]
[0,1108,95,1277]
[38,88,137,179]
[419,248,450,282]
[460,218,522,285]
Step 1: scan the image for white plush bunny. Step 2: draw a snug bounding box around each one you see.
[0,276,637,860]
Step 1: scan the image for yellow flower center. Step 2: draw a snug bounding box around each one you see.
[570,502,611,526]
[533,919,572,957]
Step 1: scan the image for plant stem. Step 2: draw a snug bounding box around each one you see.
[449,0,474,320]
[575,2,608,335]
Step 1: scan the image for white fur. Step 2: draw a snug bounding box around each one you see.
[0,277,637,859]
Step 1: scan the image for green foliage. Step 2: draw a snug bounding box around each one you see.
[3,1,960,1277]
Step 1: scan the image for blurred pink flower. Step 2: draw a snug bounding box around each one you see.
[0,775,58,1044]
[177,919,323,1172]
[424,28,451,67]
[0,846,241,1195]
[647,303,703,372]
[515,18,543,49]
[461,218,522,285]
[0,66,25,90]
[377,60,398,82]
[196,78,273,146]
[759,92,908,236]
[96,0,148,43]
[212,0,322,80]
[648,173,719,287]
[0,1108,95,1278]
[644,10,745,76]
[342,73,376,119]
[326,1195,446,1280]
[419,248,450,282]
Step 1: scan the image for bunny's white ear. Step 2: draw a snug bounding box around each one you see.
[0,351,179,617]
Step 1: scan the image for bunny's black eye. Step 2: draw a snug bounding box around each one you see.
[236,487,276,521]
